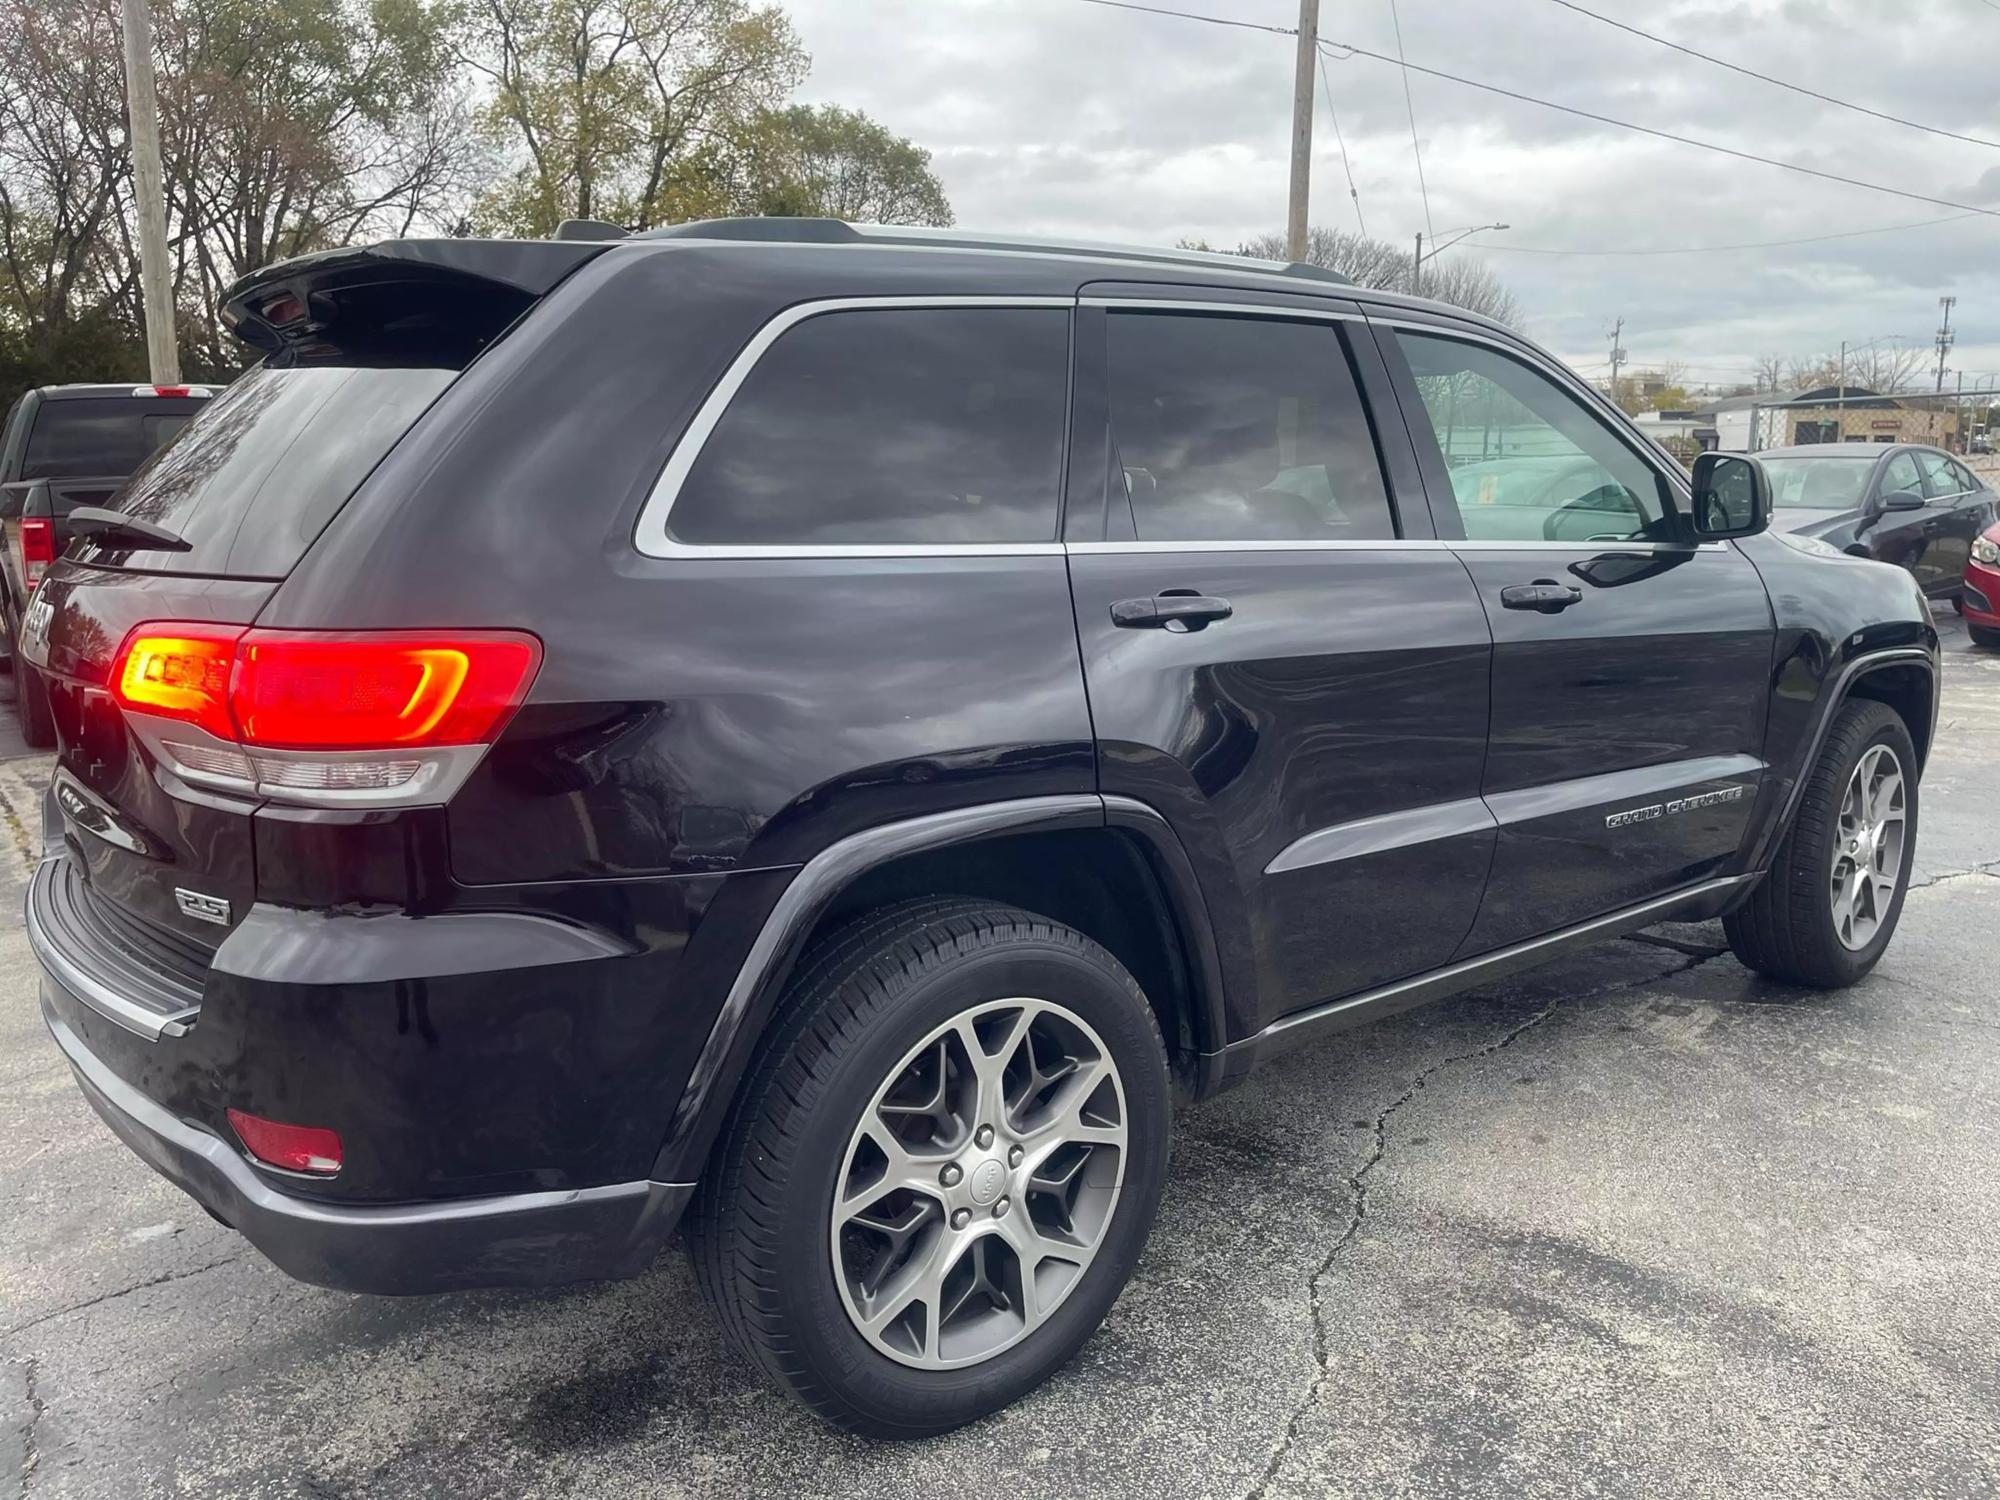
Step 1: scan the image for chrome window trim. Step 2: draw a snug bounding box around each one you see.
[1066,538,1725,555]
[634,295,1075,561]
[1079,295,1359,322]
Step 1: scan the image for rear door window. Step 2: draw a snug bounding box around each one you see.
[83,364,456,578]
[1103,311,1396,542]
[668,306,1070,547]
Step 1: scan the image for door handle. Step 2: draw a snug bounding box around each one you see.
[1110,594,1233,631]
[1499,580,1584,613]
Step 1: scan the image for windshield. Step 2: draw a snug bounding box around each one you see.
[1762,455,1875,512]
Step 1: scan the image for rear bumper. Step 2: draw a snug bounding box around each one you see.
[42,997,693,1295]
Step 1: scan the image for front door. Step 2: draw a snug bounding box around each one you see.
[1912,450,1994,593]
[1064,298,1494,1033]
[1381,322,1776,954]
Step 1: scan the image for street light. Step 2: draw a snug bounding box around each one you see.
[1412,223,1509,297]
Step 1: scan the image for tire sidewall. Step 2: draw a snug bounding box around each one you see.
[1798,707,1919,982]
[767,936,1170,1430]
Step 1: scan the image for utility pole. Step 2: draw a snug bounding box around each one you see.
[1934,295,1956,396]
[1606,318,1626,408]
[1837,339,1846,440]
[120,0,179,384]
[1285,0,1320,262]
[1412,231,1423,296]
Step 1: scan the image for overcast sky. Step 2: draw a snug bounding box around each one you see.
[782,0,2000,394]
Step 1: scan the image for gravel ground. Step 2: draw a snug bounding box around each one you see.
[3,620,1997,1499]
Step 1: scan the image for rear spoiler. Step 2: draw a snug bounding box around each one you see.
[220,239,614,356]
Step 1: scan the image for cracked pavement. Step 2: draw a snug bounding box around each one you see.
[3,622,1999,1498]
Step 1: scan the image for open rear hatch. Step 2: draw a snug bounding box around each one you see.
[26,237,605,1034]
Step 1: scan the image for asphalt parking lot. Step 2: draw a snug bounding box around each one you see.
[3,622,1997,1500]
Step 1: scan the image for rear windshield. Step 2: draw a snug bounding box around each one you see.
[22,399,201,480]
[78,363,455,577]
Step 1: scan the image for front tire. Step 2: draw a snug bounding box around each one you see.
[1725,699,1917,988]
[688,898,1171,1437]
[1970,622,2000,650]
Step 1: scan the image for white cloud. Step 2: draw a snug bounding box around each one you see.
[782,0,2000,388]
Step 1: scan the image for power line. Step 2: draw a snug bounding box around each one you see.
[1386,0,1434,241]
[1318,39,2000,219]
[1317,45,1367,235]
[1073,0,1295,35]
[1481,211,1983,256]
[1544,0,2000,150]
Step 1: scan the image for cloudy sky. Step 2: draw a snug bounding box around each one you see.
[782,0,2000,393]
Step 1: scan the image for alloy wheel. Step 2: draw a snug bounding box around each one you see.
[1830,743,1907,951]
[830,997,1127,1369]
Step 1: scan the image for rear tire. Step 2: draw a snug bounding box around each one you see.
[15,657,55,748]
[687,898,1171,1437]
[1725,699,1916,988]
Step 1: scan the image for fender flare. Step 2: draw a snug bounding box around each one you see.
[1746,644,1937,875]
[650,793,1233,1181]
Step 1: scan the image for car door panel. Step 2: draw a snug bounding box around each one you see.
[1377,321,1776,953]
[1063,301,1495,1035]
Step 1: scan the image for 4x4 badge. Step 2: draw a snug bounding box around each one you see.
[174,888,231,926]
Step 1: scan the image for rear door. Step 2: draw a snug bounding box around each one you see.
[1379,320,1774,954]
[1064,292,1494,1031]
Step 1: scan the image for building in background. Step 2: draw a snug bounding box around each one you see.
[1702,387,1958,452]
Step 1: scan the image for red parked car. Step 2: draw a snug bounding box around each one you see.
[1965,520,2000,648]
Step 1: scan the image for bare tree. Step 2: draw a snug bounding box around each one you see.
[1237,224,1521,326]
[1754,352,1786,393]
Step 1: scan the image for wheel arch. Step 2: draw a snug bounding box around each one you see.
[651,795,1231,1183]
[1744,645,1937,878]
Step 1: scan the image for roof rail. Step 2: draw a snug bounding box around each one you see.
[632,217,1354,286]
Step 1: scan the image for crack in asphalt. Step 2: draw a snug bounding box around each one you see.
[1241,947,1725,1500]
[2,1255,245,1342]
[1904,860,2000,891]
[15,1357,42,1499]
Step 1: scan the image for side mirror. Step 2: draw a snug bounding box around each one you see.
[1689,452,1770,540]
[1880,488,1926,513]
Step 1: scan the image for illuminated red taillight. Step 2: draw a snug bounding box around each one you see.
[20,515,54,590]
[235,631,541,750]
[227,1108,342,1174]
[114,625,239,739]
[109,625,541,792]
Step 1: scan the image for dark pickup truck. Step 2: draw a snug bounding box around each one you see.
[0,383,214,743]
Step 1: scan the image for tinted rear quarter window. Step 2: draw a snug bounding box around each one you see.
[668,307,1070,546]
[84,365,456,577]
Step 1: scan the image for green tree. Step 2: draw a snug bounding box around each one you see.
[464,0,807,234]
[742,104,951,225]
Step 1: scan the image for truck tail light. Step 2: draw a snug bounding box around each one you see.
[109,624,541,805]
[20,515,53,590]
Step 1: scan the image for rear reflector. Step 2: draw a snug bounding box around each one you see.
[110,626,541,751]
[227,1108,342,1175]
[20,515,53,590]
